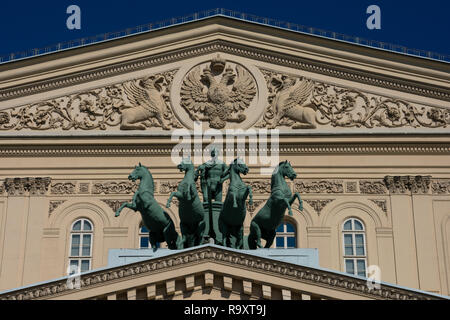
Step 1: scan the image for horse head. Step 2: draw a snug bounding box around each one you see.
[277,160,297,181]
[177,157,194,173]
[128,163,148,182]
[230,158,249,176]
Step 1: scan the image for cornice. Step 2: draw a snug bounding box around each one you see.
[0,246,442,300]
[0,143,449,158]
[0,40,449,104]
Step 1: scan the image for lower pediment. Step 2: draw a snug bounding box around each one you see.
[0,245,443,300]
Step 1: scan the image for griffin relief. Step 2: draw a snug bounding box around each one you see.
[121,76,171,130]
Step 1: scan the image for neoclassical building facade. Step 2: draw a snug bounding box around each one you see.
[0,12,449,300]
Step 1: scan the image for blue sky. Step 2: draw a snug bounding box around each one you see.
[0,0,449,58]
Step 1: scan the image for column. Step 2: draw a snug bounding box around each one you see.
[385,176,419,289]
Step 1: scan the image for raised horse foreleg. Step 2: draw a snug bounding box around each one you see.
[166,191,183,208]
[290,192,303,211]
[115,192,138,217]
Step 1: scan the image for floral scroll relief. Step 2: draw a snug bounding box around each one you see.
[0,70,181,131]
[256,69,450,129]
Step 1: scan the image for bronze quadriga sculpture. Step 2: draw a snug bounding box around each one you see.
[114,163,181,250]
[166,158,205,248]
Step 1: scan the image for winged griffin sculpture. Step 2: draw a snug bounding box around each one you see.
[267,75,317,129]
[120,76,171,130]
[180,56,256,129]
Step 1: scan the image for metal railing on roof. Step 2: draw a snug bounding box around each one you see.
[1,8,449,64]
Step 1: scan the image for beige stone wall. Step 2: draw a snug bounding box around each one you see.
[0,147,449,295]
[0,17,449,297]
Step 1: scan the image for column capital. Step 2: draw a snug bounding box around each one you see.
[4,177,51,196]
[383,175,431,195]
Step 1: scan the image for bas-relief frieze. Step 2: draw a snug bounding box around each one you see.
[0,70,180,132]
[0,55,448,133]
[256,69,449,130]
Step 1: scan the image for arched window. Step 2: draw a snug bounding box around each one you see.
[342,218,367,277]
[139,224,159,249]
[69,219,93,274]
[275,221,297,248]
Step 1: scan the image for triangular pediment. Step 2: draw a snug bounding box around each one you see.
[0,245,444,300]
[0,16,448,138]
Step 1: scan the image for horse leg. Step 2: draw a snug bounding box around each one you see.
[115,193,138,217]
[229,232,237,249]
[179,223,188,249]
[196,219,206,246]
[249,221,262,249]
[236,226,244,249]
[149,231,159,252]
[264,229,276,248]
[294,192,303,211]
[246,186,253,206]
[284,198,294,216]
[166,191,182,208]
[218,217,228,247]
[232,192,238,208]
[163,220,180,250]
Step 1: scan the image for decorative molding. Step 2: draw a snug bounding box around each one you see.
[295,180,344,194]
[256,69,449,130]
[101,199,131,212]
[48,200,67,215]
[79,183,90,194]
[384,175,432,194]
[345,181,358,193]
[369,199,388,214]
[359,180,388,194]
[304,199,334,214]
[1,144,450,158]
[91,181,138,195]
[246,200,265,214]
[4,178,27,196]
[0,246,440,300]
[246,180,271,194]
[1,40,448,105]
[159,181,180,194]
[431,179,450,194]
[50,182,76,195]
[4,177,51,196]
[0,70,180,132]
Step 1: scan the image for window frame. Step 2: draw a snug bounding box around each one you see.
[274,220,297,249]
[342,218,367,277]
[68,218,93,275]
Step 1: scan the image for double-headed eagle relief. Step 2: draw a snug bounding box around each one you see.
[180,55,257,129]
